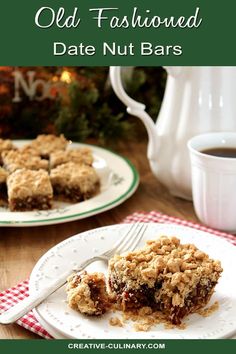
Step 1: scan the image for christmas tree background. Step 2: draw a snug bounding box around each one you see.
[0,67,166,145]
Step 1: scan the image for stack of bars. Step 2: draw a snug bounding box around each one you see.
[0,135,100,211]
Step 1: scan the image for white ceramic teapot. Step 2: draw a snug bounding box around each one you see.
[110,66,236,200]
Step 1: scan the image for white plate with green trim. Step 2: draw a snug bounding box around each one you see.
[0,140,139,227]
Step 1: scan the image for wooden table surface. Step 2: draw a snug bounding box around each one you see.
[0,141,198,339]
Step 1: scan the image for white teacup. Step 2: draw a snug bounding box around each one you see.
[188,132,236,232]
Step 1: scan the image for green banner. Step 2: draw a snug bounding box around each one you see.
[0,0,235,65]
[0,339,235,354]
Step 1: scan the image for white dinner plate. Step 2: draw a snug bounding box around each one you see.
[29,223,236,339]
[0,140,139,227]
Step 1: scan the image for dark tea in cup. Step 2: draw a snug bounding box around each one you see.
[201,147,236,158]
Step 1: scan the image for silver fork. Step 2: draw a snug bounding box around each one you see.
[0,223,147,324]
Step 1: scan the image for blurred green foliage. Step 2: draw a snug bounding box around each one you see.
[0,67,166,144]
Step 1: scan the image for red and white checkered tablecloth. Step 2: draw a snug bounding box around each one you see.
[0,211,235,339]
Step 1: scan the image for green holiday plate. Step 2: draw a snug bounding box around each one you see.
[0,140,139,227]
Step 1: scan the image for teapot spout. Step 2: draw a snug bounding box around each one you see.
[164,66,183,77]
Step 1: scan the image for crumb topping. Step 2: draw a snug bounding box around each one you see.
[2,150,48,173]
[109,317,124,327]
[50,148,93,168]
[67,271,110,316]
[19,145,40,156]
[0,167,8,183]
[122,306,187,331]
[108,236,222,307]
[7,169,53,198]
[50,162,99,193]
[0,138,15,152]
[197,301,219,317]
[28,134,68,156]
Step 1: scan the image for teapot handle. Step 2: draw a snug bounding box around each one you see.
[109,67,159,161]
